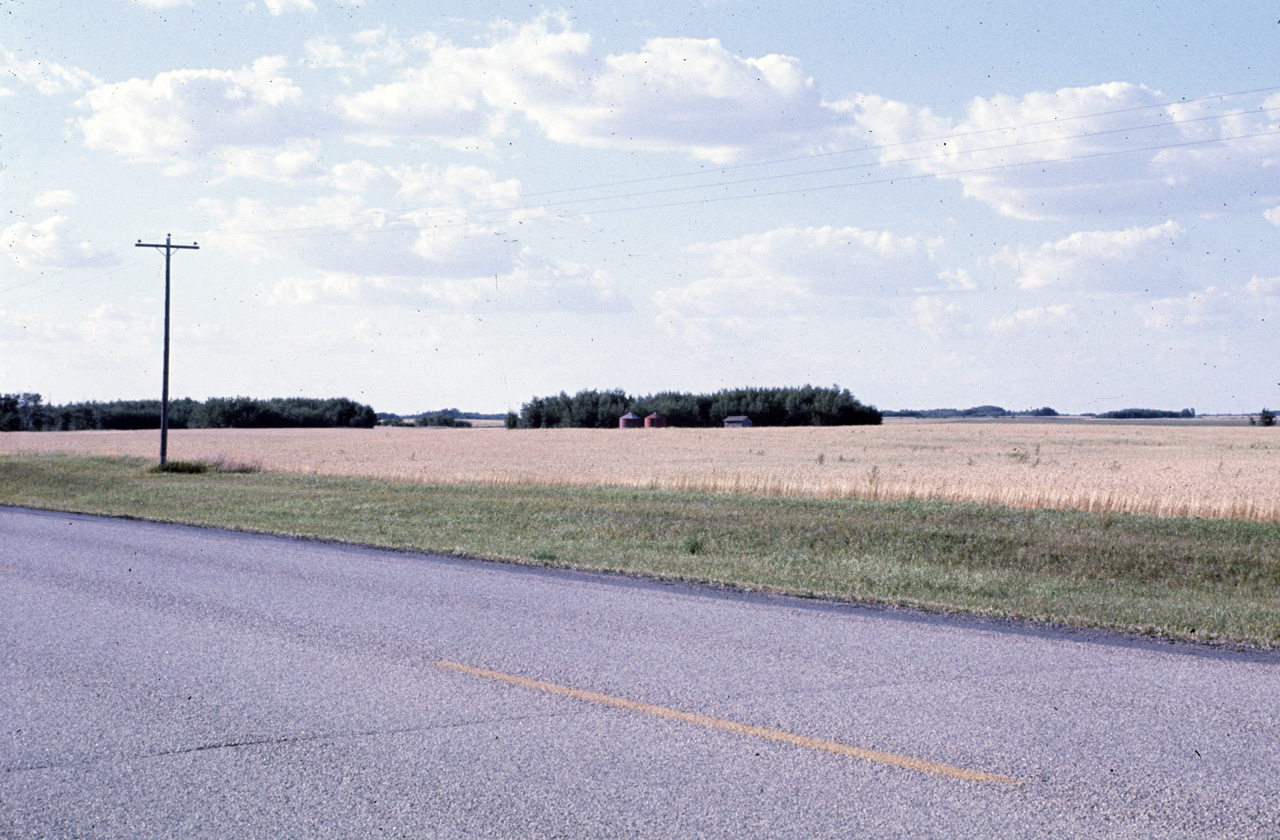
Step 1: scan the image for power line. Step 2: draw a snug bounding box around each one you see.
[0,257,148,306]
[205,118,1280,244]
[203,83,1279,239]
[537,126,1280,220]
[473,83,1280,204]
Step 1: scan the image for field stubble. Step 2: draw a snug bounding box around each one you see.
[4,419,1277,522]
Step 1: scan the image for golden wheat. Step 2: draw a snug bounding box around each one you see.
[4,420,1277,521]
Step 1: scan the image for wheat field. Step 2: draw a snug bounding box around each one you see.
[3,419,1278,521]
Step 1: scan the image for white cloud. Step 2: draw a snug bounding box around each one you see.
[922,268,978,293]
[989,304,1075,334]
[422,253,629,313]
[1246,275,1280,295]
[32,190,80,208]
[1266,206,1280,227]
[913,295,963,336]
[215,141,325,183]
[304,37,347,68]
[268,253,629,313]
[2,47,100,95]
[264,0,316,14]
[304,29,407,72]
[1137,286,1229,329]
[76,57,311,164]
[846,84,1280,218]
[212,194,446,277]
[0,304,156,348]
[654,225,941,328]
[388,163,522,205]
[1,215,118,270]
[339,16,849,161]
[75,303,158,347]
[338,38,500,151]
[210,163,530,279]
[268,270,396,306]
[524,34,841,162]
[991,221,1182,291]
[329,160,389,193]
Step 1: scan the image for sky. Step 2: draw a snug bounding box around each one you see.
[2,1,1278,415]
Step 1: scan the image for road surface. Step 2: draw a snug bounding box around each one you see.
[2,506,1277,838]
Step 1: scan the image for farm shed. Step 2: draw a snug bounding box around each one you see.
[723,415,752,428]
[644,413,667,428]
[619,412,644,429]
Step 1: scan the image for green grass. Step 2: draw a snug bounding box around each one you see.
[4,454,1279,646]
[150,458,260,474]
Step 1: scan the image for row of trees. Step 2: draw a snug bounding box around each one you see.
[1095,408,1196,419]
[0,394,378,432]
[508,386,882,429]
[884,405,1033,418]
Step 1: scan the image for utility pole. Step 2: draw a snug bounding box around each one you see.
[135,234,198,467]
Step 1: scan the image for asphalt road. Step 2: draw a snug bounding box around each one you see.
[2,505,1277,838]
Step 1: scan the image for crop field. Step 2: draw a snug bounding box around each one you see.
[3,418,1277,521]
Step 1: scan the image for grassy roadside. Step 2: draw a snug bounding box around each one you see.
[3,454,1278,647]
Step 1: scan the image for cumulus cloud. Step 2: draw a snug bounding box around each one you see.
[76,57,312,165]
[423,253,629,312]
[1266,207,1280,227]
[303,29,407,72]
[913,295,964,336]
[923,268,978,293]
[2,215,118,270]
[211,194,470,277]
[215,141,325,183]
[991,221,1183,291]
[654,225,945,333]
[845,83,1280,218]
[1246,275,1280,296]
[32,190,80,208]
[989,303,1075,334]
[75,303,158,347]
[269,253,628,313]
[264,0,316,14]
[268,270,397,306]
[2,47,99,95]
[339,16,849,161]
[209,162,530,278]
[388,163,522,205]
[1137,287,1230,329]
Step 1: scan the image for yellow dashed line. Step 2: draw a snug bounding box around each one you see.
[434,660,1021,784]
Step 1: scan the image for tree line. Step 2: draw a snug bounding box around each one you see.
[1093,408,1196,419]
[0,394,378,432]
[507,385,882,429]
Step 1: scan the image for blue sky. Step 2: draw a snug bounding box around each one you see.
[3,1,1278,414]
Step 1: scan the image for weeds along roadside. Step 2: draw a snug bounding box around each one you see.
[2,454,1278,648]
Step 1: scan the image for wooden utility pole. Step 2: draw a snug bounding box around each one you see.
[135,234,198,467]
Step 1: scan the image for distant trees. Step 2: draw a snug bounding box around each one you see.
[189,397,377,428]
[0,393,46,431]
[415,409,473,428]
[509,386,881,429]
[1097,408,1195,420]
[884,405,1013,419]
[0,395,377,431]
[513,389,632,429]
[1258,408,1276,427]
